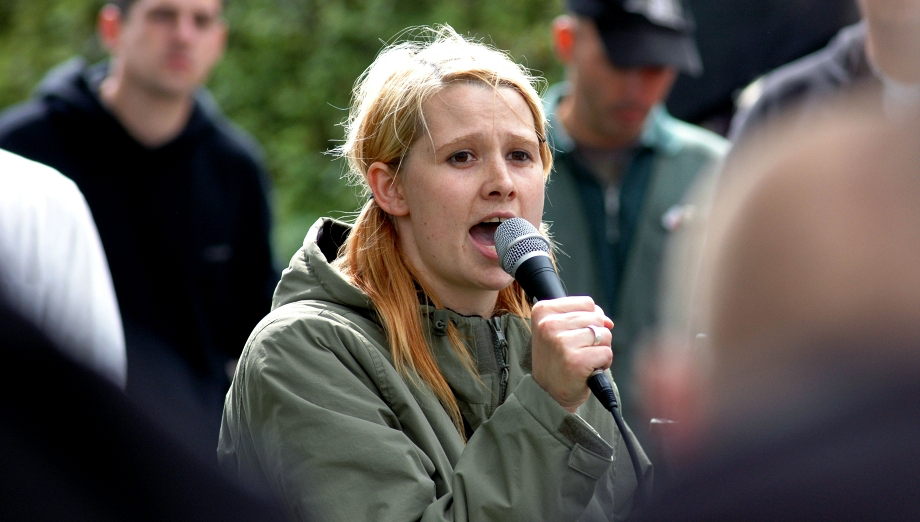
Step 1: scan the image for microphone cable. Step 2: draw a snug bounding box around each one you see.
[588,370,648,510]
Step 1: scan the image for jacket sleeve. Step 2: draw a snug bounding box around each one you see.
[218,305,620,522]
[452,376,619,521]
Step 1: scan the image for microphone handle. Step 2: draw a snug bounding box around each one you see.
[514,254,566,300]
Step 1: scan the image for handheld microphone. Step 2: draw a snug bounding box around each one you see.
[494,218,617,411]
[494,217,566,300]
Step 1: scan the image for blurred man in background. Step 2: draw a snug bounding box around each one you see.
[542,0,727,436]
[0,0,277,457]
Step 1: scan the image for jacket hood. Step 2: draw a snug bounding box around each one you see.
[34,57,225,147]
[272,218,375,314]
[35,58,105,121]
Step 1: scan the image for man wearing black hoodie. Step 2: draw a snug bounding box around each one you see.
[0,0,277,458]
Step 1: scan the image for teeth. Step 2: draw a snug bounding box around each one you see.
[483,217,505,223]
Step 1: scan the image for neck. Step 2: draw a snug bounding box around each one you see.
[425,284,499,319]
[99,75,195,147]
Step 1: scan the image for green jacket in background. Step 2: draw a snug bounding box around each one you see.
[543,83,728,424]
[218,218,651,521]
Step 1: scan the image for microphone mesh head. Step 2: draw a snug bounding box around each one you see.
[494,218,551,275]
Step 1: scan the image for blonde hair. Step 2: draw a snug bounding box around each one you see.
[331,25,552,434]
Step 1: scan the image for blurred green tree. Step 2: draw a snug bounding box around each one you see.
[0,0,563,262]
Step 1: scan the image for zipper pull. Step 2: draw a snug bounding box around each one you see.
[490,317,511,404]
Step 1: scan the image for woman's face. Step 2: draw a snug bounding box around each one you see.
[391,82,545,316]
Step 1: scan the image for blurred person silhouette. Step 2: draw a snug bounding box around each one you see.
[542,0,727,438]
[0,290,290,521]
[730,0,920,143]
[635,93,920,520]
[0,0,277,457]
[219,25,650,522]
[1,148,125,388]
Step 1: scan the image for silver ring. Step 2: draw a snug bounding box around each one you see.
[586,324,604,346]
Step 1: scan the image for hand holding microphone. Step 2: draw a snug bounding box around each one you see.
[528,297,614,412]
[494,218,615,412]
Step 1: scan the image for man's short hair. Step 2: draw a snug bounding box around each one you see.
[110,0,227,17]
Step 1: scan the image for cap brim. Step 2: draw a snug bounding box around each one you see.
[598,24,702,76]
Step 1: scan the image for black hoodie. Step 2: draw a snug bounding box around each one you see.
[0,58,278,453]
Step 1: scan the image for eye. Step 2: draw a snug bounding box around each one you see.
[194,12,217,30]
[508,149,533,163]
[148,7,178,24]
[448,151,476,165]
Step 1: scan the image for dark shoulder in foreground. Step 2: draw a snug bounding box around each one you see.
[0,295,293,521]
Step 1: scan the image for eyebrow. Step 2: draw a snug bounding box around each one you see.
[432,132,540,156]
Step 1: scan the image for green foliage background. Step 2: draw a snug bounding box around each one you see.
[0,0,565,262]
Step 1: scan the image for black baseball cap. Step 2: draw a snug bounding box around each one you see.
[567,0,702,76]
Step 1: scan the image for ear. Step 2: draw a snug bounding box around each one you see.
[367,161,409,216]
[214,20,229,60]
[552,15,577,64]
[97,4,122,53]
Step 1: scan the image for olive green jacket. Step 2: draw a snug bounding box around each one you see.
[218,218,650,521]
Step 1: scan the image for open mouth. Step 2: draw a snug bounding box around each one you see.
[469,217,505,247]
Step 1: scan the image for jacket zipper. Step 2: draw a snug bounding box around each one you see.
[489,317,510,406]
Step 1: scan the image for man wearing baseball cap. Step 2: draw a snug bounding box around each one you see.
[542,0,727,445]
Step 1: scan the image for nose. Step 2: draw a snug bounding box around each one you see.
[174,14,197,42]
[626,66,673,103]
[621,69,647,98]
[482,155,516,200]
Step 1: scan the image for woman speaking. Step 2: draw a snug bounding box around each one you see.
[218,25,648,521]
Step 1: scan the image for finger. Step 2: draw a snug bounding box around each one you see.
[552,305,614,330]
[574,344,614,373]
[593,305,615,329]
[584,324,609,347]
[555,323,612,347]
[547,310,610,331]
[532,296,597,315]
[534,310,605,339]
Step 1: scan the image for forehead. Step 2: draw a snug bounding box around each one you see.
[420,83,536,141]
[128,0,223,15]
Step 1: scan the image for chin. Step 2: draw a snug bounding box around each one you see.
[481,272,515,292]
